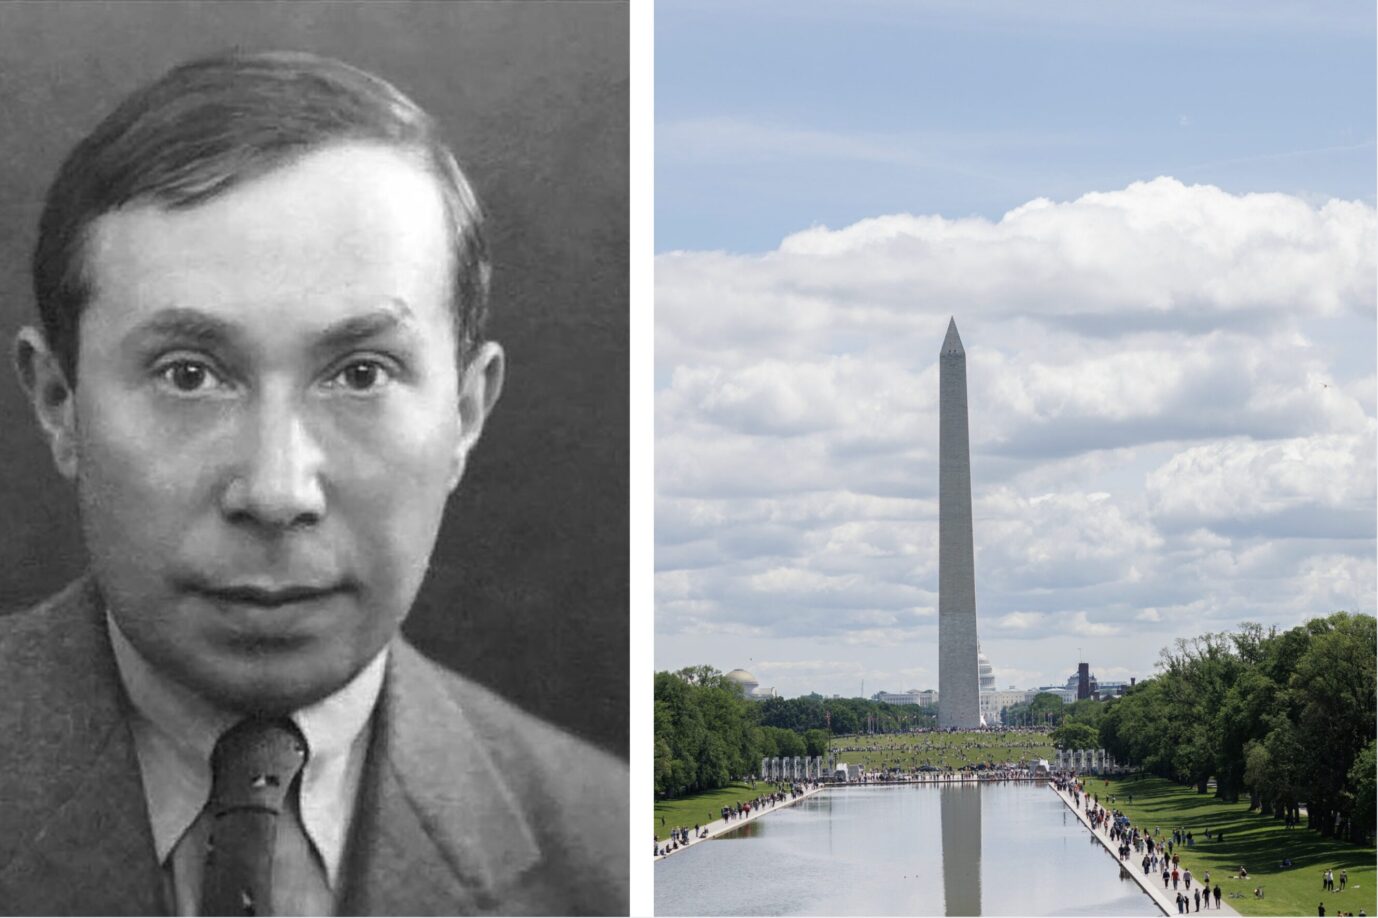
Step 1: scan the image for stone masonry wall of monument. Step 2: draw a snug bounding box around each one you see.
[938,318,981,729]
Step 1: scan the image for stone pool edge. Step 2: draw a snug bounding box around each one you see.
[1050,782,1243,917]
[654,784,828,861]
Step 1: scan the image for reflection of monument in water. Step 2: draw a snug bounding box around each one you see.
[938,318,982,729]
[940,784,981,916]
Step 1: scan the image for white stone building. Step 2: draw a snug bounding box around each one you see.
[724,668,778,701]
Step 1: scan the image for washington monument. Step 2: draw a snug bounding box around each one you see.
[938,317,981,729]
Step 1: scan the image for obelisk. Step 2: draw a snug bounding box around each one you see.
[938,317,980,729]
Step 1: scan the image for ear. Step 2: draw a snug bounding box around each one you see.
[448,340,505,491]
[14,327,79,480]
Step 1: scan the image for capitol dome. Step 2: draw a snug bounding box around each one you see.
[724,669,760,695]
[977,651,996,693]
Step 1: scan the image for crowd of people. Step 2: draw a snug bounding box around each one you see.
[654,782,820,857]
[856,766,1044,785]
[832,731,1055,775]
[1056,776,1227,911]
[1056,774,1372,917]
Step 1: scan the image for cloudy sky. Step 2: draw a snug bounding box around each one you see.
[654,1,1376,699]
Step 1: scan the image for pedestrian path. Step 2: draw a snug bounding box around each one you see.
[1050,783,1241,917]
[654,784,827,861]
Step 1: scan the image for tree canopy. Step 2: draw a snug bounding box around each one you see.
[653,666,935,797]
[1098,613,1376,844]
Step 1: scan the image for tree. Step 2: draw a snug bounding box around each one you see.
[803,728,831,757]
[1006,692,1063,727]
[1029,692,1064,724]
[1214,668,1277,802]
[1065,698,1106,729]
[827,703,860,735]
[1346,739,1376,845]
[676,665,731,689]
[654,672,708,796]
[1101,678,1174,777]
[653,699,674,795]
[1159,632,1241,792]
[1093,615,1376,847]
[1051,721,1099,750]
[1288,612,1377,839]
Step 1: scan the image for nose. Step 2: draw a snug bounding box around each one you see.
[220,392,326,530]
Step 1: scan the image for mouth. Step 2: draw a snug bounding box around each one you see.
[183,580,354,647]
[187,582,350,608]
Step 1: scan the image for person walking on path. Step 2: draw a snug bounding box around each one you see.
[1164,868,1172,889]
[1194,888,1201,912]
[1185,868,1193,890]
[1214,884,1222,909]
[1173,867,1181,889]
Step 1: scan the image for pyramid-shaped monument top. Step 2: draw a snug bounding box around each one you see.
[940,317,965,357]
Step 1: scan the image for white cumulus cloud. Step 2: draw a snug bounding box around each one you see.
[656,178,1376,692]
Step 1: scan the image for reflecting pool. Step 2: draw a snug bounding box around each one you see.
[655,783,1161,916]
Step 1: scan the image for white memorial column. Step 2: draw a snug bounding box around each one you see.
[938,318,981,729]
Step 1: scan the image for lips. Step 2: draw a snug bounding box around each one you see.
[188,582,349,608]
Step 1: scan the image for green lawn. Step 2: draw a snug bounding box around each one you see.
[1089,775,1375,917]
[652,780,794,841]
[830,730,1055,772]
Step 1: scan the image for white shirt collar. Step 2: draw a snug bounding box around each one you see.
[107,611,387,889]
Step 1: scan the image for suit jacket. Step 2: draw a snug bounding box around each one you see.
[0,578,629,916]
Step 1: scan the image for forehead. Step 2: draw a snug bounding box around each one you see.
[82,143,453,336]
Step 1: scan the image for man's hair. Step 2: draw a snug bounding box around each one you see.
[33,50,490,382]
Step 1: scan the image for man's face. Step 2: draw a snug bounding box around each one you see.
[52,143,495,712]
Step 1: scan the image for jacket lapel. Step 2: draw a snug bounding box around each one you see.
[0,578,165,916]
[342,641,542,916]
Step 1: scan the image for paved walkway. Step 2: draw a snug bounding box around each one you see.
[1050,783,1242,917]
[653,784,828,861]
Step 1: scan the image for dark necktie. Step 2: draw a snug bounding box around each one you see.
[201,718,308,917]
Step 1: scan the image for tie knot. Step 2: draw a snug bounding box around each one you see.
[209,718,308,815]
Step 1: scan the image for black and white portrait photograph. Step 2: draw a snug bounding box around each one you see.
[0,2,629,915]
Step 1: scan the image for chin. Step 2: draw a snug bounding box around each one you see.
[175,640,377,715]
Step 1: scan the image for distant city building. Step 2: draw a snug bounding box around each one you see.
[1067,670,1098,699]
[978,649,997,693]
[872,689,939,707]
[1030,671,1133,703]
[857,656,1131,725]
[980,688,1039,725]
[1037,685,1077,704]
[724,668,778,701]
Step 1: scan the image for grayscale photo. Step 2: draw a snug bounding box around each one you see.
[0,3,628,915]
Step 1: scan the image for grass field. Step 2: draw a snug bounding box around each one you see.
[652,781,794,841]
[830,730,1055,771]
[1087,775,1376,917]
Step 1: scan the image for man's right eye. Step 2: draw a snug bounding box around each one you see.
[156,359,225,394]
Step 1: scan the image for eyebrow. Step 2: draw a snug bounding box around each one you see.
[124,307,240,351]
[312,300,417,355]
[123,300,418,355]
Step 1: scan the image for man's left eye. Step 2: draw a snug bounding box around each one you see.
[329,360,392,392]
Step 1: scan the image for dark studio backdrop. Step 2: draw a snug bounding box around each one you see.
[0,1,628,757]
